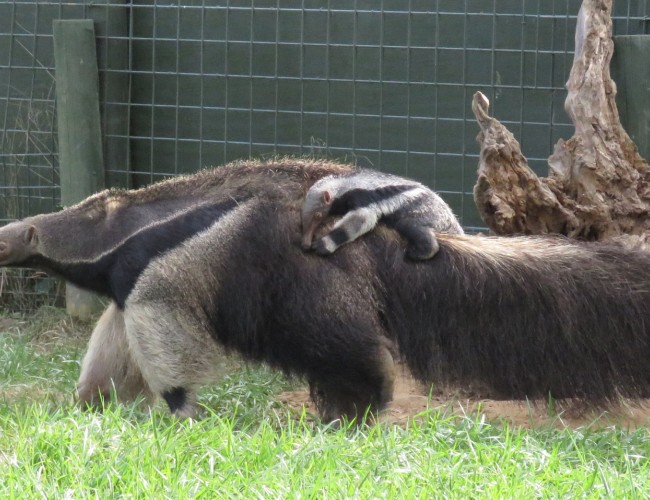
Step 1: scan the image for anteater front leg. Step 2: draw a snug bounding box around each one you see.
[77,302,153,409]
[123,301,226,419]
[312,208,380,256]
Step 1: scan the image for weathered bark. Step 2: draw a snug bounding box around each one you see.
[473,0,650,248]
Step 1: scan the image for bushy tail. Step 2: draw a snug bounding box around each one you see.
[374,233,650,405]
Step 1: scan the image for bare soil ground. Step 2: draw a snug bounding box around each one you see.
[278,366,650,430]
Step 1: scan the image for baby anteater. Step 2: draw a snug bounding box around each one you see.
[301,169,463,260]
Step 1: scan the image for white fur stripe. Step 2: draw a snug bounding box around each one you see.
[45,201,241,266]
[321,236,339,253]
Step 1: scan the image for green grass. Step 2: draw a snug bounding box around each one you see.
[0,308,649,498]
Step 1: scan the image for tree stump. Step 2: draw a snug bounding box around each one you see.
[472,0,650,248]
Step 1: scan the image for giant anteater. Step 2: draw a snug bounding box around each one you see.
[0,158,649,421]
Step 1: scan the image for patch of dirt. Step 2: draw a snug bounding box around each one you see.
[278,367,650,429]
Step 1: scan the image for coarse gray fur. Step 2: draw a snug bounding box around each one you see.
[301,169,463,260]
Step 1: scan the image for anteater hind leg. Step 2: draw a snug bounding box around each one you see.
[309,342,396,424]
[77,302,153,409]
[392,218,440,260]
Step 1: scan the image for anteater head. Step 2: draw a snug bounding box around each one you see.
[0,220,40,266]
[301,178,334,250]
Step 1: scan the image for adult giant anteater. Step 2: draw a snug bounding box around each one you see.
[1,158,650,421]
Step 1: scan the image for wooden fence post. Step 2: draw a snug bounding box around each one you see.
[53,19,105,319]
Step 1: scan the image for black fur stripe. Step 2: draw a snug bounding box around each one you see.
[330,185,417,214]
[162,387,187,412]
[328,226,353,246]
[32,199,241,308]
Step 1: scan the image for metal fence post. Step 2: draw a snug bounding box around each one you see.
[53,19,105,319]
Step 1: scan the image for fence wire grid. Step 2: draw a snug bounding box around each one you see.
[0,0,649,310]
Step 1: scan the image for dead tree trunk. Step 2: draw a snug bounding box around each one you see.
[473,0,650,248]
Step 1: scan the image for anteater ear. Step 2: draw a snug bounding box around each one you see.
[322,191,332,204]
[24,225,38,245]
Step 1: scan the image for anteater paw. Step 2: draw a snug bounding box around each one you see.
[312,238,335,256]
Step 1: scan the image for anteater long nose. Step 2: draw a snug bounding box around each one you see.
[301,234,313,250]
[301,223,316,250]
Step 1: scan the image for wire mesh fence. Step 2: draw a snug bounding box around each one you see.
[0,0,649,311]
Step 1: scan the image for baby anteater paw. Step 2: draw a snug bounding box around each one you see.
[312,237,336,256]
